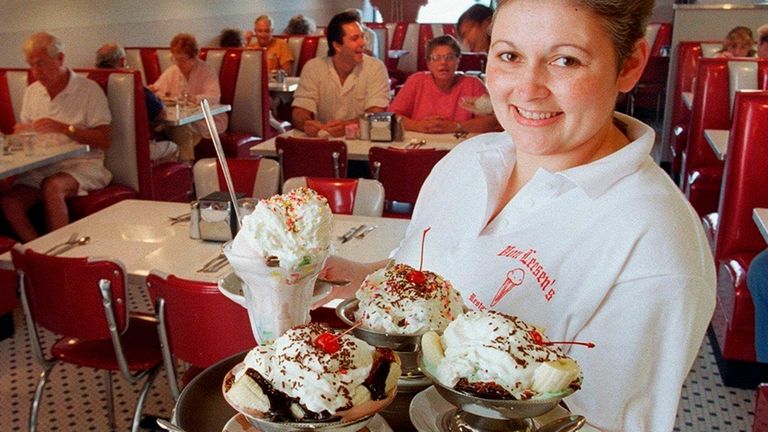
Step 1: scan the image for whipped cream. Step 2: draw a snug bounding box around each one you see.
[231,187,332,271]
[355,263,464,335]
[236,323,376,415]
[435,311,575,399]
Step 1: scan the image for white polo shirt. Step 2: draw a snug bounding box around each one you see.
[18,69,112,193]
[292,55,390,124]
[392,114,716,431]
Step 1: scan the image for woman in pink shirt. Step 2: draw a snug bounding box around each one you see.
[389,35,499,134]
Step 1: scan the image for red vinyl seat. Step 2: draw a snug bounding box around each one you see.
[11,245,162,432]
[680,58,768,217]
[145,271,256,399]
[667,41,720,178]
[195,48,272,160]
[368,147,448,218]
[283,176,385,216]
[275,136,348,183]
[0,236,18,340]
[708,91,768,370]
[755,383,768,432]
[192,157,279,199]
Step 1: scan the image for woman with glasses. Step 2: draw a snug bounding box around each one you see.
[149,33,227,162]
[388,35,499,134]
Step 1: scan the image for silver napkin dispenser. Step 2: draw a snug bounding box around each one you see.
[189,192,254,241]
[368,112,403,142]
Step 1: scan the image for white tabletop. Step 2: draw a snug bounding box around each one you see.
[0,141,89,179]
[704,129,730,161]
[268,77,299,93]
[682,92,694,110]
[0,199,409,286]
[754,208,768,243]
[250,129,471,161]
[163,103,231,126]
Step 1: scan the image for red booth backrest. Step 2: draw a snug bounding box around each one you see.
[714,90,768,261]
[386,22,457,73]
[681,58,768,190]
[125,47,172,85]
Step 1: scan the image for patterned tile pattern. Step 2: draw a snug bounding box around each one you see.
[0,283,757,431]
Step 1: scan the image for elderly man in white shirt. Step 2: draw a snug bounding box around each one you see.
[1,32,112,242]
[291,10,390,138]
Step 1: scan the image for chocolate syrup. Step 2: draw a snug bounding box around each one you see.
[363,348,395,400]
[246,369,333,422]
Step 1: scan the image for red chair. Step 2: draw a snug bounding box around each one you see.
[146,271,256,399]
[707,91,768,378]
[0,235,18,340]
[680,58,768,217]
[192,157,280,199]
[11,245,162,432]
[368,147,448,218]
[755,383,768,432]
[275,136,347,184]
[458,52,488,73]
[283,177,385,216]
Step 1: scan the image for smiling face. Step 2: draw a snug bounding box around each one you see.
[254,19,273,47]
[333,22,366,64]
[427,44,459,84]
[486,0,646,166]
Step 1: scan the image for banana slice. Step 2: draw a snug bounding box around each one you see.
[385,361,402,394]
[225,373,270,413]
[531,358,580,393]
[421,331,445,369]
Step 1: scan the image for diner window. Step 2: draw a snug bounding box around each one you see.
[417,0,493,23]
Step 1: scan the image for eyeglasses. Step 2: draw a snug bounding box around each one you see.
[428,54,458,62]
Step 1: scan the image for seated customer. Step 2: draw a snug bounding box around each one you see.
[219,28,244,48]
[717,26,756,58]
[748,249,768,363]
[284,14,317,35]
[292,11,390,137]
[246,15,294,75]
[148,33,227,162]
[456,4,493,52]
[1,32,111,242]
[758,23,768,59]
[95,43,178,162]
[389,35,499,134]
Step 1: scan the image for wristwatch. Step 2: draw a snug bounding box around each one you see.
[67,124,76,136]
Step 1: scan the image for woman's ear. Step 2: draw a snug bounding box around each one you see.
[617,38,650,93]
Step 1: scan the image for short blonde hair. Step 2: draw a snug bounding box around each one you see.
[170,33,199,58]
[23,32,63,58]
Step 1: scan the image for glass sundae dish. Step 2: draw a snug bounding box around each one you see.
[222,323,401,431]
[418,310,585,432]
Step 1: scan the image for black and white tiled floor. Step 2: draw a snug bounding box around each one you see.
[0,299,757,431]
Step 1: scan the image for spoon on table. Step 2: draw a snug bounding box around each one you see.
[156,418,187,432]
[44,232,79,254]
[51,236,91,256]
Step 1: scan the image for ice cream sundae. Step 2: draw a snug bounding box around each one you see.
[224,187,333,344]
[354,262,464,335]
[223,323,402,423]
[421,310,583,400]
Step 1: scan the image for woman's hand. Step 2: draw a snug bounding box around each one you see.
[312,256,389,308]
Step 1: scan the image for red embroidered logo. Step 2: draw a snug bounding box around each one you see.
[490,268,525,307]
[496,245,557,302]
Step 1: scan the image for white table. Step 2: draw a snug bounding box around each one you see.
[0,199,408,286]
[268,77,299,93]
[0,141,89,179]
[250,129,471,161]
[754,208,768,243]
[163,103,231,126]
[704,129,730,161]
[682,92,694,110]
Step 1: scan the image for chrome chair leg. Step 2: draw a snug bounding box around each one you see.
[29,363,55,432]
[104,370,116,431]
[131,365,161,432]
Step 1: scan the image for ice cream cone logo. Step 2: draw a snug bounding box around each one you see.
[490,268,525,307]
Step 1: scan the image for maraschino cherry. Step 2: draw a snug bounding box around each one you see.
[407,227,431,286]
[314,321,364,354]
[528,330,595,348]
